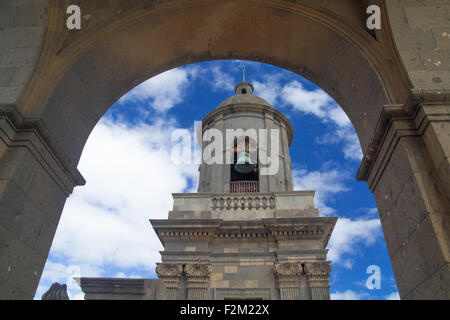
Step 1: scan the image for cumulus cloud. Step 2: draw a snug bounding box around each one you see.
[385,291,400,300]
[327,218,382,269]
[36,116,199,299]
[281,81,338,121]
[293,166,382,268]
[316,127,363,161]
[252,73,284,105]
[208,65,236,92]
[119,67,197,112]
[278,80,361,161]
[35,261,98,300]
[292,166,349,216]
[331,290,369,300]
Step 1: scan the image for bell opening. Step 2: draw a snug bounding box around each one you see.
[230,137,259,188]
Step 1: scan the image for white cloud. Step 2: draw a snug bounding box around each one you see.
[39,117,198,296]
[327,218,382,269]
[208,65,236,92]
[293,166,382,268]
[281,81,338,122]
[119,67,196,112]
[35,260,98,300]
[331,290,368,300]
[292,167,349,216]
[328,106,352,127]
[279,80,362,161]
[385,291,400,300]
[316,127,363,161]
[252,73,284,105]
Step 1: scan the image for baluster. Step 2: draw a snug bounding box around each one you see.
[262,197,267,209]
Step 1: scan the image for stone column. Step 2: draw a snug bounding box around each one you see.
[0,106,84,299]
[155,263,183,300]
[185,264,211,300]
[304,261,332,300]
[358,94,450,299]
[275,262,302,300]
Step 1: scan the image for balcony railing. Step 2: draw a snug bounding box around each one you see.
[230,181,259,193]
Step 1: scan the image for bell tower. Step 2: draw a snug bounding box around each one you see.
[198,81,294,194]
[151,81,337,300]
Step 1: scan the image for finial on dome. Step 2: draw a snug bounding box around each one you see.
[235,81,254,96]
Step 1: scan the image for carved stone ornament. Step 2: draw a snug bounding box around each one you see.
[275,262,302,277]
[275,263,302,289]
[185,264,211,277]
[304,261,332,283]
[156,263,183,278]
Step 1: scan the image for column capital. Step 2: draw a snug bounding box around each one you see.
[184,264,211,300]
[274,262,302,288]
[304,261,332,286]
[184,264,211,288]
[156,263,182,286]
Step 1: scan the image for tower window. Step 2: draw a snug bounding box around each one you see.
[230,137,259,193]
[241,88,247,94]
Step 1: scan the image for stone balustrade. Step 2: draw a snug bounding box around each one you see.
[211,194,275,211]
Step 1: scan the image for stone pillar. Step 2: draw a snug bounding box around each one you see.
[304,261,331,300]
[358,93,450,299]
[0,106,84,299]
[275,262,302,300]
[185,264,211,300]
[155,263,183,300]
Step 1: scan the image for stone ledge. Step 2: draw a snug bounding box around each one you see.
[170,191,317,217]
[0,105,85,193]
[356,89,450,190]
[76,277,146,295]
[151,217,337,245]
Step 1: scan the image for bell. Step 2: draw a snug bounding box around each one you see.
[234,152,253,174]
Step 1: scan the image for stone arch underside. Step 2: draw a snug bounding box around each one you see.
[18,0,409,166]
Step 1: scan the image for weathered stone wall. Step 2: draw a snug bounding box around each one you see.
[387,1,450,90]
[0,0,48,104]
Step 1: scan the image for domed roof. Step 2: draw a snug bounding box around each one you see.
[201,81,294,146]
[217,81,272,109]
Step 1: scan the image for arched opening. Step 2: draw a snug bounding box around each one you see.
[34,60,397,300]
[230,136,259,193]
[10,0,447,301]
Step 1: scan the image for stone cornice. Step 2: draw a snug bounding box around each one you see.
[304,261,332,286]
[0,105,85,185]
[77,277,146,295]
[156,263,183,279]
[151,217,337,245]
[0,105,85,195]
[201,104,294,146]
[356,90,450,186]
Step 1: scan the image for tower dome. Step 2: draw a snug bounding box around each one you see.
[216,81,272,109]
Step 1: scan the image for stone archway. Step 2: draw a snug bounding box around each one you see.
[0,0,448,299]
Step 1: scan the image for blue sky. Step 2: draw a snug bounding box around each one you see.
[35,60,399,300]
